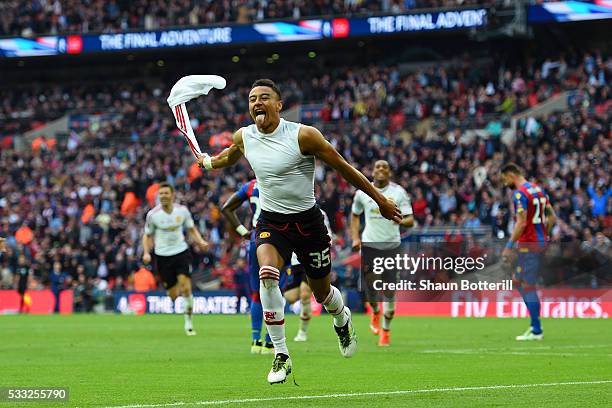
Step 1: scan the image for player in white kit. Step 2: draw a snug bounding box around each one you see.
[197,79,402,384]
[351,160,414,346]
[142,182,209,336]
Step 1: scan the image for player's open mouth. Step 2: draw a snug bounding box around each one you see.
[254,109,266,122]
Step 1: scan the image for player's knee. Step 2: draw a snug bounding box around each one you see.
[523,284,537,293]
[259,266,280,289]
[168,288,179,300]
[313,290,328,304]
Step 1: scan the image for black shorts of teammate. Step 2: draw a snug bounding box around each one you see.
[285,264,306,291]
[256,205,331,280]
[154,249,193,289]
[18,280,27,295]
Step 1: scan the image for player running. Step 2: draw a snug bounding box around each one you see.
[351,160,414,346]
[142,182,209,336]
[500,163,556,341]
[222,178,278,354]
[197,79,401,384]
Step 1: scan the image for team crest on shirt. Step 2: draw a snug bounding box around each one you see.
[176,216,182,223]
[515,193,522,200]
[259,232,271,238]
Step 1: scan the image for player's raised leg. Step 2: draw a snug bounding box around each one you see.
[257,243,291,384]
[308,273,357,358]
[177,274,196,336]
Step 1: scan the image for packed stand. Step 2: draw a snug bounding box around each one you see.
[0,51,610,308]
[0,0,505,37]
[2,50,609,138]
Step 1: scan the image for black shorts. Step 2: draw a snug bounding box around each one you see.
[154,249,193,289]
[285,264,306,291]
[256,205,331,280]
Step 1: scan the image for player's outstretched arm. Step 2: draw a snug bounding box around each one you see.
[221,192,250,239]
[197,129,244,170]
[298,125,401,223]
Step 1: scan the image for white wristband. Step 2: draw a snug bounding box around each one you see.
[202,154,213,170]
[235,225,249,237]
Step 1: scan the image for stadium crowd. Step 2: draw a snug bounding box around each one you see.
[0,0,505,37]
[3,49,609,137]
[0,49,610,310]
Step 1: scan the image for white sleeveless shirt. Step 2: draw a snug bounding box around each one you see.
[242,118,315,214]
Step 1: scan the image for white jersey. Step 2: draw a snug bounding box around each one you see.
[291,209,332,266]
[144,203,195,257]
[352,182,412,244]
[242,118,315,214]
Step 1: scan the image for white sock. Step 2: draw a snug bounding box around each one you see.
[184,313,192,330]
[382,301,395,331]
[183,294,193,314]
[299,299,312,333]
[323,286,348,327]
[259,266,288,355]
[183,295,193,330]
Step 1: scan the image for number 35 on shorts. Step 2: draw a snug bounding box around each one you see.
[308,247,331,269]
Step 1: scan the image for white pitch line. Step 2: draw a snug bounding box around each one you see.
[101,380,612,408]
[425,351,610,357]
[422,344,611,354]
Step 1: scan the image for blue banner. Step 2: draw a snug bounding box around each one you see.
[114,290,251,315]
[112,289,364,314]
[528,1,612,23]
[0,8,487,58]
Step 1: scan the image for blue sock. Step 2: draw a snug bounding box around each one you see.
[519,287,542,334]
[251,298,263,341]
[265,331,271,344]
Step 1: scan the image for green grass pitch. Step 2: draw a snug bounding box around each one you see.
[1,313,611,407]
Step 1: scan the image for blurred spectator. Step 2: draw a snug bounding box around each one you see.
[15,254,30,313]
[74,273,93,312]
[132,265,157,292]
[50,261,68,313]
[587,184,612,217]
